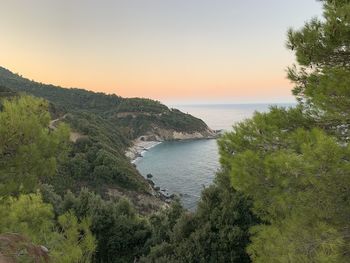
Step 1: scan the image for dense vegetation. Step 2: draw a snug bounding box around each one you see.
[1,0,349,262]
[0,96,255,261]
[0,67,207,134]
[140,172,258,263]
[0,66,209,198]
[0,96,96,262]
[219,0,350,261]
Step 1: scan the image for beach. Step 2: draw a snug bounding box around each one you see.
[125,138,162,162]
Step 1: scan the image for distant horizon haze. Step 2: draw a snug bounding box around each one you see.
[165,97,296,106]
[1,0,322,102]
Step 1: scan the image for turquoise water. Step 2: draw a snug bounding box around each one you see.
[135,103,295,210]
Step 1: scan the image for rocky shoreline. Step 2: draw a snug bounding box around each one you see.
[125,129,223,203]
[125,139,161,163]
[145,173,178,203]
[125,129,222,162]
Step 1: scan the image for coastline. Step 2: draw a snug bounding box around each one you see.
[127,134,221,206]
[125,130,222,204]
[126,139,162,163]
[125,129,222,163]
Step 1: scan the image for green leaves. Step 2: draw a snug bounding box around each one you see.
[142,173,258,263]
[0,193,96,263]
[57,189,151,263]
[221,106,350,260]
[217,2,350,259]
[0,96,70,196]
[0,96,96,262]
[287,0,350,129]
[248,217,345,263]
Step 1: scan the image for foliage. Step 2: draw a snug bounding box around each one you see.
[40,169,258,263]
[0,95,70,196]
[0,66,208,196]
[41,188,152,263]
[0,96,96,262]
[116,97,168,114]
[219,1,350,261]
[0,66,208,135]
[221,121,350,261]
[142,172,258,263]
[0,85,17,103]
[0,193,96,263]
[46,133,146,196]
[287,0,350,125]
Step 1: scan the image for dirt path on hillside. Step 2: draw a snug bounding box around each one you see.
[49,114,85,142]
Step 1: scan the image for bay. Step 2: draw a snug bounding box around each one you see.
[135,103,294,210]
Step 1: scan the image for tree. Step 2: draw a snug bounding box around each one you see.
[287,0,350,129]
[0,95,70,196]
[0,96,96,262]
[0,193,96,262]
[58,189,152,263]
[219,1,350,261]
[142,172,258,263]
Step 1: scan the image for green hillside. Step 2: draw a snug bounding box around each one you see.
[0,67,208,134]
[0,66,211,206]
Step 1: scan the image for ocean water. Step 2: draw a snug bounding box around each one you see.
[135,103,294,210]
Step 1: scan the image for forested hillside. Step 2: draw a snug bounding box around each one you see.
[0,67,209,136]
[0,67,212,205]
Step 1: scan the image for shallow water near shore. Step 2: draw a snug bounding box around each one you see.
[135,103,295,210]
[135,139,219,210]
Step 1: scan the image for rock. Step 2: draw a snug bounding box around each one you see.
[154,186,160,191]
[147,179,155,186]
[159,190,173,199]
[146,173,153,179]
[40,245,49,253]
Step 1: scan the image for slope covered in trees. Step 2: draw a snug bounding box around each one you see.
[0,67,209,135]
[0,95,256,262]
[0,67,212,203]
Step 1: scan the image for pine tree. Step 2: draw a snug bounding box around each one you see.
[219,0,350,261]
[0,96,96,262]
[0,96,69,196]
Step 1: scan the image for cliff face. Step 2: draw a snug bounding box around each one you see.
[154,127,216,140]
[125,127,217,161]
[139,126,216,141]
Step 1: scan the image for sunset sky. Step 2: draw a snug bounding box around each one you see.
[1,0,322,104]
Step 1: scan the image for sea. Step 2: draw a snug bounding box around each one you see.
[135,103,295,210]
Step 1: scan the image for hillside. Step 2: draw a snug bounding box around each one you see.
[0,66,214,212]
[0,67,213,135]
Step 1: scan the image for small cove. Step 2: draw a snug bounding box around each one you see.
[135,139,219,210]
[135,103,294,209]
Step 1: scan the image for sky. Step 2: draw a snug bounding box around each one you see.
[0,0,323,104]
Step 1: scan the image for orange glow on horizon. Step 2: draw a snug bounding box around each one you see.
[0,0,321,103]
[1,50,294,103]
